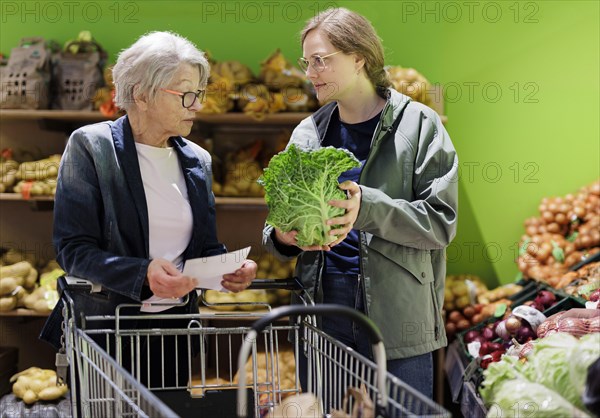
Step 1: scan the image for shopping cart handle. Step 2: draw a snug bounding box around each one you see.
[250,304,384,344]
[58,275,102,296]
[246,277,303,290]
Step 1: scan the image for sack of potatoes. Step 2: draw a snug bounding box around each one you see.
[10,367,68,404]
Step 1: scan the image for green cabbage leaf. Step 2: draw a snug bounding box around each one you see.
[259,144,360,247]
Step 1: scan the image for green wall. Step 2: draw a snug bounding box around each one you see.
[1,1,598,287]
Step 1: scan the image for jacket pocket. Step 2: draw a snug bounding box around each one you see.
[368,237,434,284]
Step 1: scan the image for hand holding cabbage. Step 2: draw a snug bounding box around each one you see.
[259,144,360,247]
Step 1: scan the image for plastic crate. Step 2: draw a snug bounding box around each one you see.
[444,340,468,403]
[460,380,487,418]
[542,295,585,317]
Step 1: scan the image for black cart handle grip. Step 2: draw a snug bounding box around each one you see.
[246,277,303,291]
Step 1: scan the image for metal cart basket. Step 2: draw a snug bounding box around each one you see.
[59,277,450,417]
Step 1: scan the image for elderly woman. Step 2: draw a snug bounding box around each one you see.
[41,31,257,386]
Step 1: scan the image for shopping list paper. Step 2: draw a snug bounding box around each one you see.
[184,246,251,291]
[140,247,251,313]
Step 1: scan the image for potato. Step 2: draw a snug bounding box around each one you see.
[0,277,18,295]
[0,296,17,311]
[12,367,67,404]
[0,261,33,279]
[23,292,39,310]
[38,385,67,401]
[12,380,26,398]
[24,268,38,289]
[236,290,268,311]
[257,257,271,271]
[15,287,27,308]
[22,389,38,404]
[28,379,46,394]
[274,267,289,279]
[223,184,241,196]
[33,298,52,313]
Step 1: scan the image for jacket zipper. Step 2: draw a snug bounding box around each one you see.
[430,282,440,340]
[356,100,392,317]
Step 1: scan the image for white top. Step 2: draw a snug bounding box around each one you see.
[135,142,193,270]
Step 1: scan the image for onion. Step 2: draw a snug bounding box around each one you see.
[495,320,510,340]
[528,300,546,312]
[590,289,600,303]
[505,316,522,334]
[516,325,536,344]
[535,290,556,308]
[481,326,497,341]
[463,330,481,344]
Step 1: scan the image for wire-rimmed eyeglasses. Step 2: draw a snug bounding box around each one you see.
[297,51,341,73]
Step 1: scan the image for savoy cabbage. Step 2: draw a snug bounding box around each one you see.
[259,144,360,247]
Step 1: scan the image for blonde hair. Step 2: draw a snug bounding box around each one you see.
[112,31,209,111]
[301,8,391,96]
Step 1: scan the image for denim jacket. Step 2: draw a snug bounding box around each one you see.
[40,115,226,348]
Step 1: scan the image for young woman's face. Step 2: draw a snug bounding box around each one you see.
[148,63,203,138]
[301,29,359,103]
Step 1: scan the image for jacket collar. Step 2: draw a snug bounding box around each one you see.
[110,115,209,259]
[111,115,150,255]
[169,136,209,256]
[311,88,412,144]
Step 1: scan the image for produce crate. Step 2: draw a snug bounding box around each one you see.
[514,277,540,294]
[542,295,585,317]
[460,380,487,418]
[0,347,18,396]
[456,286,571,389]
[444,340,468,402]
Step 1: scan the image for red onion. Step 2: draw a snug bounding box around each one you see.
[535,290,556,309]
[590,289,600,302]
[516,325,536,343]
[463,330,481,344]
[528,300,546,312]
[481,326,497,341]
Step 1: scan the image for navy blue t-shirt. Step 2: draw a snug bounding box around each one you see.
[322,108,381,275]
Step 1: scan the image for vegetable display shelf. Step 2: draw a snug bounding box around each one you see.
[0,193,266,207]
[0,109,447,125]
[447,283,587,417]
[0,109,313,129]
[0,308,49,317]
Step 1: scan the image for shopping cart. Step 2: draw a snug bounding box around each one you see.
[237,304,451,418]
[59,276,450,417]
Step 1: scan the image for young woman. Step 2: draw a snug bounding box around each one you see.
[263,8,458,398]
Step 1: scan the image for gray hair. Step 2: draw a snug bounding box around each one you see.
[112,31,209,111]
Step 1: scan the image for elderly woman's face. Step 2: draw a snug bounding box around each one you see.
[151,63,202,137]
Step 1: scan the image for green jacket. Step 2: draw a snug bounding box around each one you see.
[263,89,458,359]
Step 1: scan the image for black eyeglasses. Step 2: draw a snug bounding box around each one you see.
[297,51,341,73]
[160,88,206,108]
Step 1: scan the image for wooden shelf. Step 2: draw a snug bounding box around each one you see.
[0,109,310,125]
[0,193,265,207]
[195,112,309,125]
[0,308,49,317]
[0,193,54,201]
[0,109,112,121]
[213,197,265,207]
[0,109,447,125]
